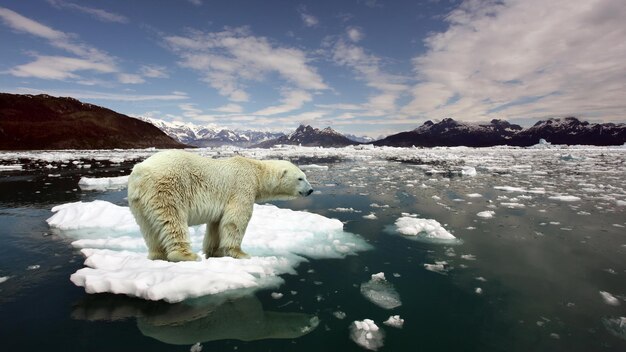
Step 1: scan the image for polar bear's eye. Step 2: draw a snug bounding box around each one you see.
[298,177,303,181]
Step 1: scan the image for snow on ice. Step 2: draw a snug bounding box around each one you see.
[360,272,402,309]
[350,319,384,351]
[46,200,370,303]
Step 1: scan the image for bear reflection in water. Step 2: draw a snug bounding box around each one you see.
[72,292,319,344]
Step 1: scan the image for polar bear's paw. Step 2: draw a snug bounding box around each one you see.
[166,250,199,262]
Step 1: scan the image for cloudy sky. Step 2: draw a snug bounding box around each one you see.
[1,0,624,136]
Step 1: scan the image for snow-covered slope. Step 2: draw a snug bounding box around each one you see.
[137,117,284,147]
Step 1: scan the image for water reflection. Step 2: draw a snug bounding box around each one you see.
[72,293,319,344]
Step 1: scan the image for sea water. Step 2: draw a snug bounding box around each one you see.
[0,146,624,351]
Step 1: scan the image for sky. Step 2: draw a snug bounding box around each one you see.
[1,0,625,137]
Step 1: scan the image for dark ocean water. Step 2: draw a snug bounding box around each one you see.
[0,149,624,351]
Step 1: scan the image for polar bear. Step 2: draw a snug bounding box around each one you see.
[127,150,313,262]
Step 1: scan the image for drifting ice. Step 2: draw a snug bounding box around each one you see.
[393,216,458,243]
[360,272,402,309]
[47,200,370,303]
[350,319,384,351]
[78,175,130,191]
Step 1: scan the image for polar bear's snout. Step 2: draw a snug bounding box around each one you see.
[298,178,314,197]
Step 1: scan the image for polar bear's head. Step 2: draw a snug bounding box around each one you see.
[261,160,313,200]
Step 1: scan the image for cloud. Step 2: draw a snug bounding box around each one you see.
[8,55,116,80]
[346,27,364,42]
[12,87,188,101]
[213,103,243,113]
[117,73,145,84]
[187,0,203,6]
[403,0,626,122]
[139,65,169,78]
[0,6,113,62]
[254,90,312,116]
[298,5,319,27]
[46,0,129,23]
[331,38,409,115]
[164,27,327,102]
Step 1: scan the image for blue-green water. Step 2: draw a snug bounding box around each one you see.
[0,148,625,351]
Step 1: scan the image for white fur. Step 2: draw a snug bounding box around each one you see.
[127,150,313,262]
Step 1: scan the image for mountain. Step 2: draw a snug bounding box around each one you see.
[138,117,284,147]
[374,117,626,147]
[374,118,523,147]
[344,133,376,143]
[255,125,359,148]
[0,93,186,150]
[511,117,626,146]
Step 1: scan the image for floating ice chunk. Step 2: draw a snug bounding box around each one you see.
[500,202,525,209]
[475,288,483,295]
[190,342,202,352]
[600,291,621,306]
[461,166,477,177]
[494,186,545,194]
[0,276,9,284]
[271,292,283,299]
[333,311,347,320]
[477,211,495,219]
[299,164,328,170]
[47,201,370,302]
[424,261,450,275]
[360,272,402,309]
[461,254,476,260]
[329,207,361,213]
[383,315,404,329]
[617,200,626,207]
[602,317,626,340]
[78,175,130,191]
[548,195,581,202]
[0,164,22,171]
[392,217,458,243]
[350,319,384,351]
[363,213,377,220]
[466,193,482,198]
[26,265,40,270]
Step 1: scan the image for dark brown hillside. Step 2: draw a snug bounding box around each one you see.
[0,93,187,150]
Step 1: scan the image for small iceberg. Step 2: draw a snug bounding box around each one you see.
[360,272,402,309]
[350,319,384,351]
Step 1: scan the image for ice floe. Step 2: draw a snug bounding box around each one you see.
[548,195,581,202]
[383,315,404,329]
[602,317,626,340]
[78,175,130,191]
[360,272,402,309]
[47,200,370,303]
[599,291,621,306]
[477,210,495,219]
[392,216,458,243]
[424,261,451,275]
[350,319,384,351]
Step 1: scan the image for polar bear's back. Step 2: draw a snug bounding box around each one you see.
[128,150,258,225]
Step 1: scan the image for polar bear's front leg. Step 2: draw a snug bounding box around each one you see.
[217,222,251,259]
[215,204,252,259]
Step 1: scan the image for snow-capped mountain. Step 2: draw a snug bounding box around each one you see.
[344,133,376,143]
[513,117,626,146]
[374,117,625,147]
[374,118,523,147]
[138,117,284,147]
[255,125,359,148]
